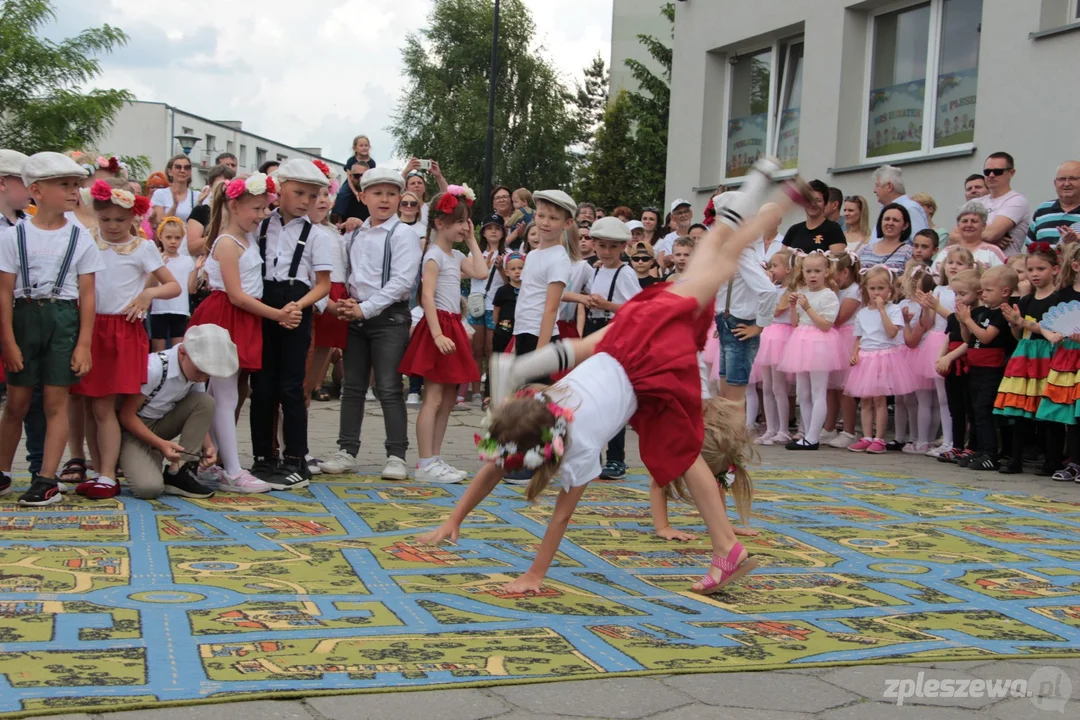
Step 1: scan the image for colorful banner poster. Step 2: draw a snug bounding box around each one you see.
[934,67,977,148]
[776,108,800,170]
[866,79,925,158]
[726,113,767,178]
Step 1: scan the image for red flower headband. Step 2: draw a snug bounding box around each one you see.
[1028,241,1056,256]
[89,179,150,216]
[434,184,476,215]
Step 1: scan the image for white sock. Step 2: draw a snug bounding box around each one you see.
[513,342,576,385]
[711,159,779,229]
[418,457,435,469]
[96,476,117,486]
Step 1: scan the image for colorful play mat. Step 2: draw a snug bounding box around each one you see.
[1,467,1079,717]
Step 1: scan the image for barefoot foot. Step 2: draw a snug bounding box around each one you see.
[733,526,761,537]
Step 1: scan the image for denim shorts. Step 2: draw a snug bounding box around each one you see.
[716,313,760,386]
[468,309,494,330]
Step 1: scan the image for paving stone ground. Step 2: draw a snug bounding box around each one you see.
[23,397,1080,720]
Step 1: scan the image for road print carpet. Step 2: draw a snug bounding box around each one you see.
[1,467,1079,717]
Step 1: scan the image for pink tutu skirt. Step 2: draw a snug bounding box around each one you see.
[914,330,947,382]
[750,322,792,383]
[828,324,856,389]
[778,326,848,374]
[845,346,921,398]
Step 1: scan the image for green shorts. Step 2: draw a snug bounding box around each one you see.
[8,299,80,387]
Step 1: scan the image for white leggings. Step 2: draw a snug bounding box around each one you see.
[761,366,790,436]
[897,390,935,445]
[796,371,829,444]
[934,377,953,447]
[209,372,242,477]
[745,382,760,428]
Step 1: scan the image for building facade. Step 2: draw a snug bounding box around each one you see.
[95,101,345,183]
[609,0,672,99]
[665,0,1080,222]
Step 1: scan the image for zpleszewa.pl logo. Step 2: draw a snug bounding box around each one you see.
[883,666,1073,711]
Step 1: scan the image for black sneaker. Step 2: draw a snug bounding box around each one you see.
[785,438,819,451]
[885,440,905,452]
[968,454,1000,471]
[164,462,216,499]
[998,463,1024,475]
[265,457,310,491]
[250,456,280,483]
[599,461,627,480]
[18,475,63,506]
[953,450,977,467]
[0,471,11,497]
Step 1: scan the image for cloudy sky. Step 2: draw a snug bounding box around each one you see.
[48,0,613,166]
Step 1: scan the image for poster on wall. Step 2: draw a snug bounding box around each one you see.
[726,113,767,178]
[866,80,925,158]
[775,108,800,170]
[934,67,977,148]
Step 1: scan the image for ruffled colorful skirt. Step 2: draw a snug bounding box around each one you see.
[914,330,948,382]
[845,346,921,398]
[750,323,791,383]
[71,314,149,397]
[189,290,262,371]
[828,323,856,389]
[398,309,480,384]
[1035,339,1080,424]
[778,326,848,374]
[994,336,1053,419]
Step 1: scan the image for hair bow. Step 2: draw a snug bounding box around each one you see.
[859,263,896,280]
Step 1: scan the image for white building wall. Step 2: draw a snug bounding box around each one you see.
[665,0,1080,227]
[609,0,671,100]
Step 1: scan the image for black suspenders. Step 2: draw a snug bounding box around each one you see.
[16,224,80,300]
[591,263,626,319]
[258,216,313,286]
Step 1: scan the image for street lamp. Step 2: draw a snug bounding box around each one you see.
[482,0,500,216]
[174,133,201,156]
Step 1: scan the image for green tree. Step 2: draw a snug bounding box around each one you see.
[390,0,579,213]
[574,54,609,152]
[574,90,638,210]
[0,0,133,154]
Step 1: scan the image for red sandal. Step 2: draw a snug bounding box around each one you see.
[692,542,759,595]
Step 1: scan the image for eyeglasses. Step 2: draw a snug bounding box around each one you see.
[630,256,653,262]
[1055,176,1080,184]
[173,165,191,171]
[494,194,511,201]
[400,201,419,208]
[983,167,1012,177]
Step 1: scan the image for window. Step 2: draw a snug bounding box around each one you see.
[205,134,216,152]
[226,140,235,154]
[722,39,804,181]
[239,144,248,167]
[865,0,982,161]
[255,147,267,167]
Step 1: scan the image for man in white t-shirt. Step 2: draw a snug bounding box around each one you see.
[974,151,1031,257]
[657,198,692,268]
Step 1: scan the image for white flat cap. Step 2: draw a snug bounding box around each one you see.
[273,158,330,188]
[360,167,405,192]
[533,189,577,217]
[670,198,691,212]
[626,220,644,232]
[22,152,88,185]
[0,150,29,178]
[590,216,631,242]
[183,324,239,378]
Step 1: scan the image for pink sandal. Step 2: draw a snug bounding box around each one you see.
[692,542,759,595]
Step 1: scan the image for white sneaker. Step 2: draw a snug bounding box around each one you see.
[818,429,838,444]
[318,449,356,475]
[828,431,857,449]
[436,460,469,480]
[926,443,953,458]
[382,456,408,481]
[453,398,470,411]
[365,388,375,401]
[406,393,421,407]
[306,454,322,476]
[902,442,930,454]
[763,432,791,446]
[471,393,484,406]
[197,465,228,485]
[218,470,272,494]
[415,461,464,484]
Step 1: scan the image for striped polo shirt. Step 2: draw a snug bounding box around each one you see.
[1027,199,1080,246]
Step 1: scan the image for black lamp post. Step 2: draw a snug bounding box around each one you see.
[482,0,500,216]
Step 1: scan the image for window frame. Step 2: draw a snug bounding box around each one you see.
[718,35,804,186]
[859,0,980,165]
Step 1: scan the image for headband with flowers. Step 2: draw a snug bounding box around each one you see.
[80,156,123,176]
[225,173,277,200]
[89,179,150,216]
[1028,241,1056,256]
[475,388,574,472]
[435,184,476,215]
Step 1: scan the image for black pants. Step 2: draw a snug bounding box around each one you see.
[944,373,970,450]
[250,281,313,460]
[583,316,625,464]
[967,368,1004,456]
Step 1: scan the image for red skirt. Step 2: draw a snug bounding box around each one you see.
[399,309,480,384]
[72,315,149,397]
[188,290,262,371]
[557,320,580,339]
[595,285,714,486]
[313,282,349,349]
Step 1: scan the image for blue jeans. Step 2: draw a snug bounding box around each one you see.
[716,313,760,387]
[24,385,45,474]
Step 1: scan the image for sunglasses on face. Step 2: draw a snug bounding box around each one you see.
[350,174,363,180]
[631,256,653,262]
[174,165,191,171]
[983,167,1012,177]
[400,201,418,208]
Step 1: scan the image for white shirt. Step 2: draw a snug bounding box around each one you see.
[422,245,465,313]
[854,304,907,351]
[559,260,591,323]
[794,287,839,326]
[514,244,571,336]
[871,194,929,242]
[152,254,194,316]
[976,190,1031,257]
[657,231,681,257]
[715,247,777,326]
[206,234,263,298]
[469,249,505,312]
[150,188,197,222]
[325,226,347,284]
[347,216,423,319]
[837,283,862,327]
[0,211,27,229]
[251,211,333,287]
[771,287,793,326]
[753,233,785,265]
[95,239,164,315]
[933,285,955,332]
[550,352,637,490]
[138,345,206,421]
[0,221,103,300]
[585,263,641,319]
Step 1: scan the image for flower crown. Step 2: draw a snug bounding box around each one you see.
[80,155,124,175]
[1028,241,1056,256]
[225,173,276,200]
[89,180,150,216]
[475,388,574,472]
[435,184,476,215]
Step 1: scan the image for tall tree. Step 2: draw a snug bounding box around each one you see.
[623,2,674,209]
[574,54,609,152]
[574,90,638,210]
[0,0,133,154]
[390,0,579,212]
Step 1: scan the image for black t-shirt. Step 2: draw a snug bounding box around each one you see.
[584,255,599,267]
[493,284,519,335]
[783,219,846,253]
[946,313,964,344]
[344,156,376,171]
[188,203,210,227]
[968,305,1016,358]
[1016,291,1060,341]
[332,184,370,223]
[639,275,662,289]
